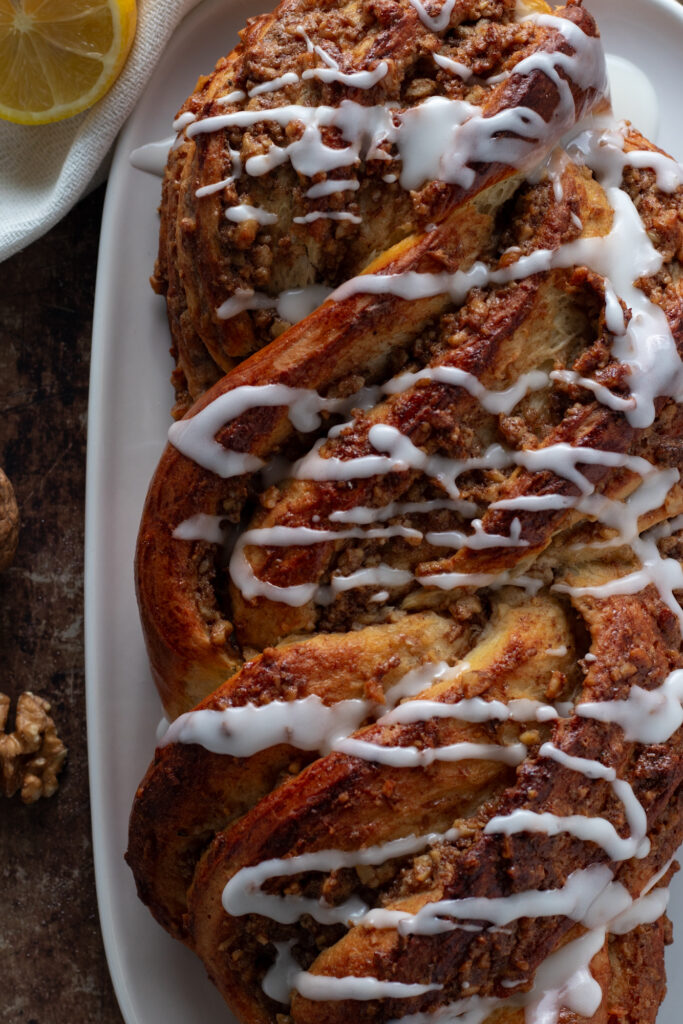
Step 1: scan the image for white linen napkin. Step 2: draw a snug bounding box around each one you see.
[0,0,203,263]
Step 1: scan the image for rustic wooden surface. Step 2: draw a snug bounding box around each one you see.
[0,185,124,1024]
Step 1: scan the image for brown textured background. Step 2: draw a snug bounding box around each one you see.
[0,185,124,1023]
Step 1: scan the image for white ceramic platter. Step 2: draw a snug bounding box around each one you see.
[85,0,683,1021]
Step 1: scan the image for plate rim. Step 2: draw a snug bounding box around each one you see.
[84,0,683,1021]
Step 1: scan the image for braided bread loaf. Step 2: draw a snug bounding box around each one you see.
[129,0,683,1021]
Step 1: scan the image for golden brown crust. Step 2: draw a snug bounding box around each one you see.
[138,143,683,718]
[155,0,605,415]
[127,610,473,938]
[184,576,683,1024]
[130,1,683,1020]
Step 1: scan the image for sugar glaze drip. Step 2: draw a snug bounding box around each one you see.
[152,7,683,1020]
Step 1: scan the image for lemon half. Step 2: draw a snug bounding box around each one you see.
[0,0,137,125]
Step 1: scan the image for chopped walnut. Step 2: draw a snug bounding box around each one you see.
[0,692,67,803]
[0,467,19,572]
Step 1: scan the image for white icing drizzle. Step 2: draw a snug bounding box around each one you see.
[329,497,477,522]
[649,513,683,542]
[293,426,509,496]
[549,368,636,412]
[293,210,362,224]
[332,176,683,428]
[195,174,236,198]
[170,384,329,477]
[407,0,457,33]
[172,366,680,613]
[386,869,671,1023]
[264,943,443,1006]
[570,121,683,193]
[182,11,610,334]
[303,62,389,89]
[484,741,650,861]
[156,18,683,1018]
[225,204,278,224]
[255,849,671,1016]
[187,12,605,194]
[249,72,300,96]
[161,694,371,756]
[359,863,614,933]
[195,146,241,197]
[381,697,566,729]
[306,178,360,198]
[426,517,527,550]
[222,828,460,925]
[228,515,528,605]
[384,365,549,415]
[161,659,575,761]
[172,111,197,131]
[296,25,389,90]
[297,974,441,1001]
[215,283,334,321]
[576,668,683,744]
[433,52,472,81]
[216,89,246,105]
[172,513,227,544]
[215,288,274,321]
[129,137,174,176]
[332,736,527,768]
[161,658,491,758]
[555,531,683,633]
[229,523,420,605]
[262,942,301,1004]
[294,425,657,501]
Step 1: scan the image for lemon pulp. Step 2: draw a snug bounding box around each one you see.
[0,0,137,124]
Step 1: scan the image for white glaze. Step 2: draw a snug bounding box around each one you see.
[229,523,420,606]
[153,17,683,1020]
[222,828,461,925]
[359,864,614,934]
[433,52,471,81]
[172,513,227,544]
[576,668,683,743]
[385,872,671,1024]
[332,176,683,428]
[295,974,441,1001]
[303,61,389,89]
[161,694,371,756]
[293,210,362,224]
[332,736,527,768]
[380,697,567,728]
[129,137,174,176]
[384,364,550,415]
[249,72,300,96]
[485,741,650,862]
[306,179,360,198]
[216,89,246,105]
[187,11,606,195]
[169,382,351,477]
[225,203,278,224]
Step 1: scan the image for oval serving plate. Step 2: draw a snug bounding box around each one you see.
[85,0,683,1020]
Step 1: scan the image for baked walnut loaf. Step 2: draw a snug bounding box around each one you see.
[153,0,607,417]
[130,0,683,1021]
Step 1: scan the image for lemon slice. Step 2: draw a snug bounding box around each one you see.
[0,0,137,125]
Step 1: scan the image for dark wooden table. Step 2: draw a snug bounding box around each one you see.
[1,185,124,1023]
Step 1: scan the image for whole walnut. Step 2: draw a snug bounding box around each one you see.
[0,467,19,572]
